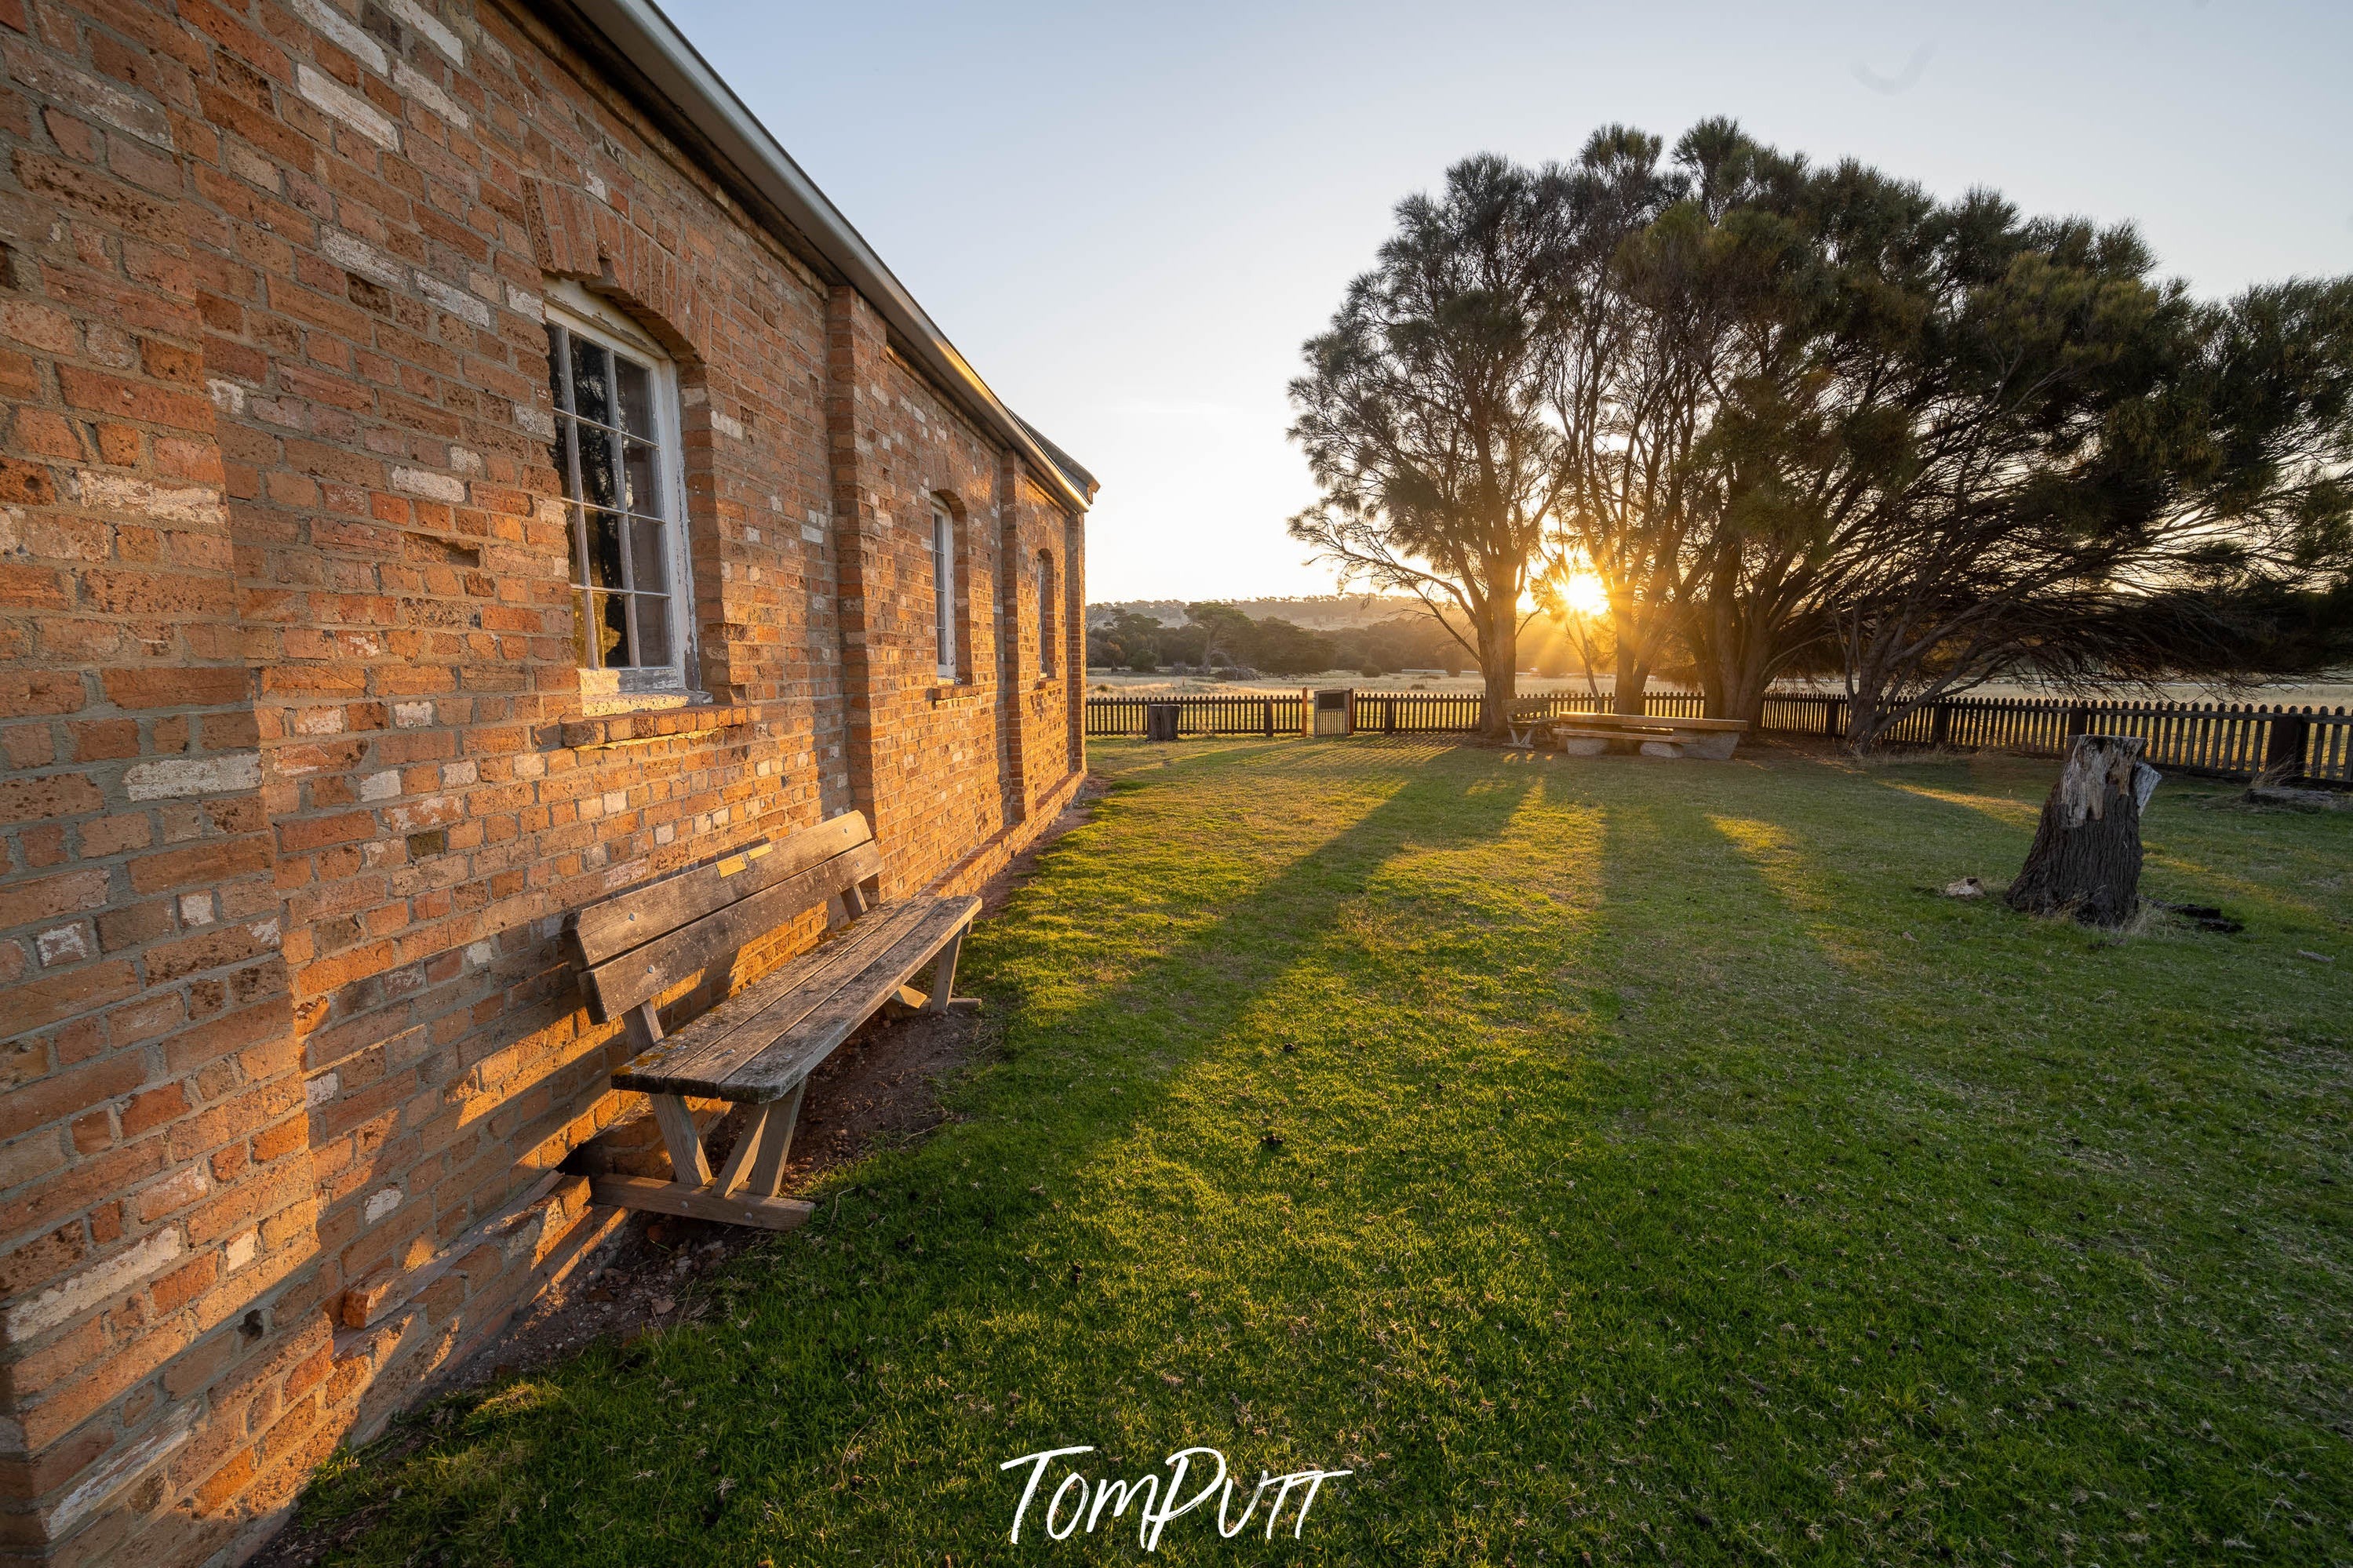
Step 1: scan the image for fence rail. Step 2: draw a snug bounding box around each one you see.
[1084,687,2353,785]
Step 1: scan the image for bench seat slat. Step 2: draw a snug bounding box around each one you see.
[612,899,936,1095]
[581,839,883,1023]
[716,899,976,1101]
[613,896,978,1102]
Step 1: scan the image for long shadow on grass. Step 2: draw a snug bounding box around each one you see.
[289,748,1546,1566]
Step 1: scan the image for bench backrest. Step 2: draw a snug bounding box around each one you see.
[564,810,883,1024]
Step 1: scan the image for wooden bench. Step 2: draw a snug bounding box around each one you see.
[1540,712,1747,760]
[563,810,978,1231]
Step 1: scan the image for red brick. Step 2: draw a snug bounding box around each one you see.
[101,666,249,710]
[58,366,211,431]
[0,456,55,503]
[0,1225,86,1297]
[0,868,108,932]
[10,959,140,1034]
[127,835,270,895]
[0,1053,144,1144]
[151,1250,217,1312]
[248,1115,304,1166]
[118,1082,190,1138]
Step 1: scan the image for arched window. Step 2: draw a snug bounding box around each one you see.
[545,289,691,693]
[1036,550,1056,677]
[931,500,958,681]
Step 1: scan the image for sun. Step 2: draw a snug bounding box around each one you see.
[1557,569,1609,619]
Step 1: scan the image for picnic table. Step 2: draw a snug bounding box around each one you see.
[1522,710,1747,760]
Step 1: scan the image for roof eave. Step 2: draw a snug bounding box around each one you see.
[545,0,1095,513]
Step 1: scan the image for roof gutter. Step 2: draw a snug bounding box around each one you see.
[552,0,1097,511]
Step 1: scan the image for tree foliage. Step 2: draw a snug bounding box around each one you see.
[1293,134,2353,750]
[1288,155,1576,733]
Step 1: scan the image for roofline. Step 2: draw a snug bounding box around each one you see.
[547,0,1096,511]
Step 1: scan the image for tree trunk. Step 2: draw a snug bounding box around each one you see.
[1611,646,1648,715]
[2005,734,2161,928]
[1477,596,1517,737]
[1726,641,1774,729]
[1843,684,1885,756]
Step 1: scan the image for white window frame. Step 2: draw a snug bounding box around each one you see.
[545,282,695,697]
[931,500,958,682]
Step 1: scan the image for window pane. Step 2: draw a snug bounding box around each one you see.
[615,356,655,440]
[634,594,671,667]
[621,439,660,517]
[1040,570,1054,673]
[575,424,618,510]
[549,316,683,683]
[933,511,952,673]
[589,590,629,667]
[569,336,612,427]
[584,508,625,591]
[628,517,667,598]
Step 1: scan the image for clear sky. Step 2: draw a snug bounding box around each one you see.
[665,0,2352,603]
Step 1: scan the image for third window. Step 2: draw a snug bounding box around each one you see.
[931,500,957,681]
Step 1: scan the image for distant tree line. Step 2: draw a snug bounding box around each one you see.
[1088,601,1626,680]
[1087,602,1473,678]
[1288,125,2353,744]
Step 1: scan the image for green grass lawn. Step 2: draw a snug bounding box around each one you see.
[293,739,2351,1565]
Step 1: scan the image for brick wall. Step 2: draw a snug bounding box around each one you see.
[0,1,1089,1561]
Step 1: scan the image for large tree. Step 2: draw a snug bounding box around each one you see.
[1541,121,1794,713]
[1708,193,2207,745]
[1710,215,2353,750]
[1290,155,1575,736]
[1618,140,2351,746]
[1303,129,2353,744]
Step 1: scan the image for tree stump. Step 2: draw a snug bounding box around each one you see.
[2005,734,2162,928]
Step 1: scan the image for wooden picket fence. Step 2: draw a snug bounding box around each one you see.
[1084,688,2353,785]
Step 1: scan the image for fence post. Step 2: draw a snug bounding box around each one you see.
[2263,708,2311,780]
[1827,699,1845,740]
[1930,702,1951,748]
[1262,701,1273,739]
[1384,697,1395,736]
[2065,703,2090,739]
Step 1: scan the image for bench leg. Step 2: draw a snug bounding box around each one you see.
[649,1093,712,1188]
[592,1093,814,1231]
[749,1081,805,1198]
[711,1102,770,1199]
[925,926,966,1015]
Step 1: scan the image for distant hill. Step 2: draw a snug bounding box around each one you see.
[1087,595,1430,631]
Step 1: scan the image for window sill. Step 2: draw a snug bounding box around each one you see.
[577,689,701,719]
